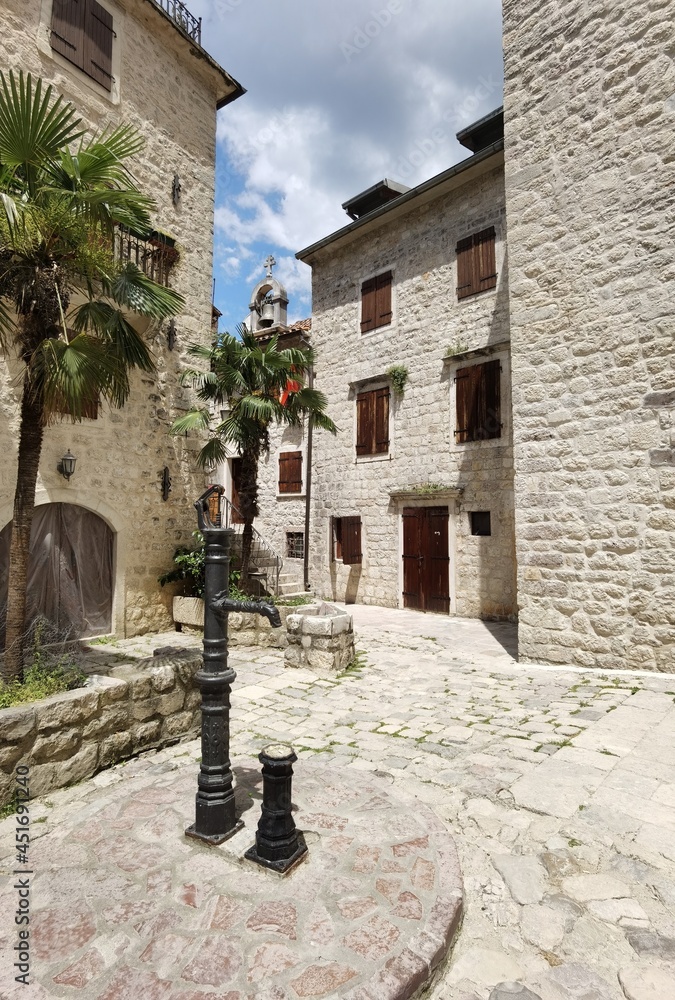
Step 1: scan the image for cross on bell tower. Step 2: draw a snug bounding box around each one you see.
[264,254,276,277]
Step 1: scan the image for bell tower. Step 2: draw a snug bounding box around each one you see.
[248,254,289,332]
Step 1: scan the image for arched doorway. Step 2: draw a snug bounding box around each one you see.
[0,503,114,640]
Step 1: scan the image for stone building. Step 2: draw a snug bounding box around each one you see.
[294,111,517,621]
[503,0,675,670]
[0,0,244,637]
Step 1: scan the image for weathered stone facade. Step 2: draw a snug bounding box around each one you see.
[0,1,243,637]
[503,0,675,670]
[0,649,202,807]
[296,154,517,620]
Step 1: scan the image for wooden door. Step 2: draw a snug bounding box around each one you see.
[402,507,450,613]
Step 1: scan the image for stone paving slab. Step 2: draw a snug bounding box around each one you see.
[2,606,675,1000]
[0,759,462,1000]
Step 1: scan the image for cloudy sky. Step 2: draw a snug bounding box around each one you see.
[187,0,504,327]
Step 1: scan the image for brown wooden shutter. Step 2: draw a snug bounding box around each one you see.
[341,516,362,565]
[482,358,501,439]
[375,271,392,327]
[456,236,474,300]
[279,451,302,493]
[375,386,390,453]
[332,517,343,561]
[356,390,375,455]
[476,227,497,292]
[455,365,473,443]
[84,0,114,90]
[51,0,86,69]
[360,277,377,332]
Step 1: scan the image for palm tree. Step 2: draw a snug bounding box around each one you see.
[171,326,336,590]
[0,71,183,681]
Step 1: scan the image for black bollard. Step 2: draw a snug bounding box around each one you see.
[185,486,243,845]
[245,743,308,874]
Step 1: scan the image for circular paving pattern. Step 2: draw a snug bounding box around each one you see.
[2,760,463,1000]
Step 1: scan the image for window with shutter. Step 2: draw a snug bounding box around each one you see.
[278,451,303,493]
[361,271,392,332]
[454,359,501,442]
[356,387,389,456]
[51,0,114,92]
[333,516,362,565]
[456,227,497,299]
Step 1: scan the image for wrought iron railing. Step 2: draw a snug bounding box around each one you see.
[113,227,178,287]
[152,0,202,45]
[213,496,283,597]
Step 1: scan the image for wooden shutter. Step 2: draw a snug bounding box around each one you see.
[51,0,86,69]
[456,236,474,300]
[375,387,390,454]
[476,227,497,292]
[279,451,302,493]
[455,365,473,443]
[356,390,375,455]
[332,517,343,561]
[482,359,501,439]
[84,0,114,90]
[375,271,392,328]
[360,277,377,332]
[341,516,362,565]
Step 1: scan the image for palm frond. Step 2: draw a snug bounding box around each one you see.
[194,436,228,471]
[0,72,84,175]
[71,300,155,374]
[237,395,278,423]
[29,333,127,419]
[169,408,212,436]
[106,262,184,319]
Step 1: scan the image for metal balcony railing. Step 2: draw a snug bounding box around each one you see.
[152,0,202,45]
[113,227,178,287]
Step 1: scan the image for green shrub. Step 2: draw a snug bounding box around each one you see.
[0,621,87,709]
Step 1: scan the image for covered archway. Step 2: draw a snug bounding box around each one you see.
[0,503,114,640]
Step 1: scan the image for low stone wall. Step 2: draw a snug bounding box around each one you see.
[0,650,201,808]
[173,596,294,648]
[285,603,355,672]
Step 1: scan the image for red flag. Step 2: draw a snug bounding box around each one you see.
[280,378,300,406]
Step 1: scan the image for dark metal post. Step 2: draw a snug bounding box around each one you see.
[245,744,307,874]
[186,486,243,845]
[186,486,283,846]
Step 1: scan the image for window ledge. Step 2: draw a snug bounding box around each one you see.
[276,492,306,500]
[444,340,510,363]
[355,454,391,464]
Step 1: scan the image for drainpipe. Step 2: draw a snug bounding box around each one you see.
[303,364,314,593]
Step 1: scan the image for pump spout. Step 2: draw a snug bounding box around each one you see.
[211,593,282,629]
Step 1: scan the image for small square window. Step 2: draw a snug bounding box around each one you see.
[286,532,304,559]
[470,512,491,536]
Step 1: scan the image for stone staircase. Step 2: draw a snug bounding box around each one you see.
[277,559,307,599]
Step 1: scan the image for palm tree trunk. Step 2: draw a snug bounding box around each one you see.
[237,448,260,594]
[3,374,45,682]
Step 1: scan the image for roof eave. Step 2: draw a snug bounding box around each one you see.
[296,140,504,263]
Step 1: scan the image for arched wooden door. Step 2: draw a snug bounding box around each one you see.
[0,503,114,640]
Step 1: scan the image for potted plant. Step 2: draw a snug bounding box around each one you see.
[159,533,248,630]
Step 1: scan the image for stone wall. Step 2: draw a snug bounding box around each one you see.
[503,0,675,669]
[303,161,516,619]
[0,0,237,637]
[0,651,202,807]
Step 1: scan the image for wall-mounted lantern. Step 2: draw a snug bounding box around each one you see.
[167,319,177,351]
[58,449,77,481]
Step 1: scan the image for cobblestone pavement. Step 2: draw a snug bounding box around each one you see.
[4,606,675,1000]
